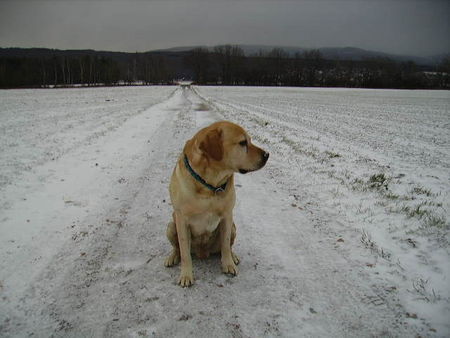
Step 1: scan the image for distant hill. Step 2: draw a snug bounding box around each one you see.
[151,45,448,66]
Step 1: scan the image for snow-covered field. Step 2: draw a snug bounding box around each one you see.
[0,85,449,337]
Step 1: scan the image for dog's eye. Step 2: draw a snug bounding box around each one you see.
[239,140,248,147]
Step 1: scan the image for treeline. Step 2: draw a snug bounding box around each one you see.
[185,46,450,89]
[0,52,174,88]
[1,46,449,89]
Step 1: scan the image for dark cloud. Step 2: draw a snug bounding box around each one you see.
[0,0,449,56]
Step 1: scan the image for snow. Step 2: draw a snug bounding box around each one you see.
[0,85,449,337]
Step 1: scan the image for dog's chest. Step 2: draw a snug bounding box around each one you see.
[188,212,221,237]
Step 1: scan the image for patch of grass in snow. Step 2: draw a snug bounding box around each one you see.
[334,168,448,247]
[401,204,430,219]
[325,151,341,159]
[368,173,389,190]
[385,192,400,200]
[350,178,367,192]
[409,278,441,303]
[350,173,448,233]
[411,213,450,247]
[361,229,391,261]
[349,173,389,192]
[411,185,435,197]
[350,173,389,192]
[422,214,448,229]
[279,136,343,165]
[281,136,319,158]
[393,200,446,224]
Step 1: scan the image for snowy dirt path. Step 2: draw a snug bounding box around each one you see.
[1,86,422,337]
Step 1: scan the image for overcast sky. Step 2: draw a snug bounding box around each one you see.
[0,0,449,57]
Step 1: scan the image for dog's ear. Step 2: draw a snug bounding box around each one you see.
[199,128,223,161]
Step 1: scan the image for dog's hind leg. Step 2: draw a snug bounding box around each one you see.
[164,217,180,267]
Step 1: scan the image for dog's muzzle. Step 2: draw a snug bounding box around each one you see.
[239,151,269,174]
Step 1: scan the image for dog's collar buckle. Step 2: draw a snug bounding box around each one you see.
[214,187,225,194]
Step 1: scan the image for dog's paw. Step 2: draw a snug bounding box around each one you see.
[232,251,240,265]
[164,252,180,267]
[178,270,194,287]
[222,260,238,276]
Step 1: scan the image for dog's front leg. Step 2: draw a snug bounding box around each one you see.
[220,213,238,276]
[175,212,194,287]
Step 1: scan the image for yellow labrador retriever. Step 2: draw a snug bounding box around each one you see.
[164,121,269,286]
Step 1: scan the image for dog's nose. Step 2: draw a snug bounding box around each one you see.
[262,151,269,164]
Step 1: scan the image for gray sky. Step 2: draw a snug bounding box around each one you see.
[0,0,449,57]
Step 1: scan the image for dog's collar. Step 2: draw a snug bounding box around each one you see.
[183,154,228,194]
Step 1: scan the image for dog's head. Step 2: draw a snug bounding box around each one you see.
[196,121,269,174]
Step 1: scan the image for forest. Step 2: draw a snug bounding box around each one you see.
[1,46,449,89]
